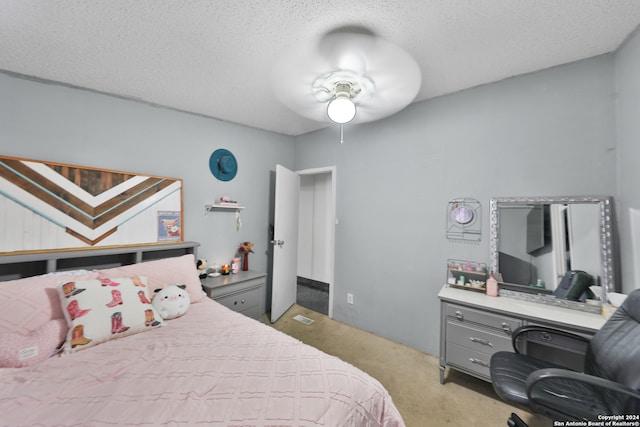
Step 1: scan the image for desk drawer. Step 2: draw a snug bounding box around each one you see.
[523,325,591,353]
[445,303,521,333]
[446,341,492,380]
[214,285,262,312]
[447,320,514,353]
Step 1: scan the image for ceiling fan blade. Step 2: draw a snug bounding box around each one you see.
[271,55,329,119]
[317,31,377,75]
[353,59,422,123]
[271,29,421,124]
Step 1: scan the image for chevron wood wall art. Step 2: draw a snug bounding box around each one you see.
[0,155,183,253]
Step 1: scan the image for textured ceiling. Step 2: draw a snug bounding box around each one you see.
[1,1,640,136]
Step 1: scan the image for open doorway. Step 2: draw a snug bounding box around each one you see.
[268,165,335,322]
[296,277,329,314]
[296,167,336,317]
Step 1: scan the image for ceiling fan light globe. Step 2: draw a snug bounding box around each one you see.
[327,97,356,124]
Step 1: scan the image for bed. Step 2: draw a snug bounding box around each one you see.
[0,243,404,426]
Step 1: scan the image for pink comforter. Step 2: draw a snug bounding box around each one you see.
[0,298,404,426]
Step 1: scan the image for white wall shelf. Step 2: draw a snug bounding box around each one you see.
[204,204,244,216]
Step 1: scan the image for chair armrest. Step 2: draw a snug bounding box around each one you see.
[511,325,590,355]
[526,368,640,420]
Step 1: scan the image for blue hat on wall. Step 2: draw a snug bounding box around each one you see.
[209,149,237,181]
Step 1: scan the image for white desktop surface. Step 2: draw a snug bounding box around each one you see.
[438,285,606,332]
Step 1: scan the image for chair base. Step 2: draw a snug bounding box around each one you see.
[507,412,528,427]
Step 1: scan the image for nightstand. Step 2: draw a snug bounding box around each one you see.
[201,271,266,320]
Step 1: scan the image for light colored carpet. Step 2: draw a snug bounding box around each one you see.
[268,305,553,427]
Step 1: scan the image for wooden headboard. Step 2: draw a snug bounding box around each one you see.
[0,241,199,281]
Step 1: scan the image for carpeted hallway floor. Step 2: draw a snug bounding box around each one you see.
[268,304,553,427]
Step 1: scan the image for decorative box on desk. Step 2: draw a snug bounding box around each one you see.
[201,271,266,320]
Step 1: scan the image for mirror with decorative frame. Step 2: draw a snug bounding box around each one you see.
[489,196,615,313]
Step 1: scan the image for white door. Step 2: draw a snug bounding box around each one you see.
[270,164,300,323]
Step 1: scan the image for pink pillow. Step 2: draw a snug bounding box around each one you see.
[0,272,99,336]
[0,319,67,368]
[96,254,204,303]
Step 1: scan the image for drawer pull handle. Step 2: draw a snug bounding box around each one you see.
[469,358,490,368]
[455,311,464,321]
[470,337,494,347]
[501,322,512,333]
[540,332,552,341]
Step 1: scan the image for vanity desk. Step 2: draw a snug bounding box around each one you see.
[438,285,606,384]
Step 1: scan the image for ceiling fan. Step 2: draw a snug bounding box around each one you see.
[272,28,422,141]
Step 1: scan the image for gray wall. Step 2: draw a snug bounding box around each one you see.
[615,28,640,295]
[0,73,295,274]
[294,55,617,354]
[2,36,638,357]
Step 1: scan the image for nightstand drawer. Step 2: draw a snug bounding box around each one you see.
[201,271,266,320]
[447,320,514,353]
[214,285,262,312]
[446,304,521,333]
[239,305,262,320]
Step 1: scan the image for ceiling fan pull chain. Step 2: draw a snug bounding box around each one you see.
[340,124,344,144]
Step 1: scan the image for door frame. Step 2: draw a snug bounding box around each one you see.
[296,166,336,318]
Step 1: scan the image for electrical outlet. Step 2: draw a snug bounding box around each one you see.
[347,293,354,304]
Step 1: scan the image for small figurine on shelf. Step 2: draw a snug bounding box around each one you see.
[217,195,238,207]
[237,241,254,271]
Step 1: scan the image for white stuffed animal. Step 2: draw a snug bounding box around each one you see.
[152,284,190,320]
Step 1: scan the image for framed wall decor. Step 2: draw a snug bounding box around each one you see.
[0,155,183,253]
[157,211,182,242]
[446,197,482,242]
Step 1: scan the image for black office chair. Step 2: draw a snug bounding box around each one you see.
[490,289,640,427]
[553,270,596,302]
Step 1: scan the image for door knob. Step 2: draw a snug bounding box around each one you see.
[270,239,284,248]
